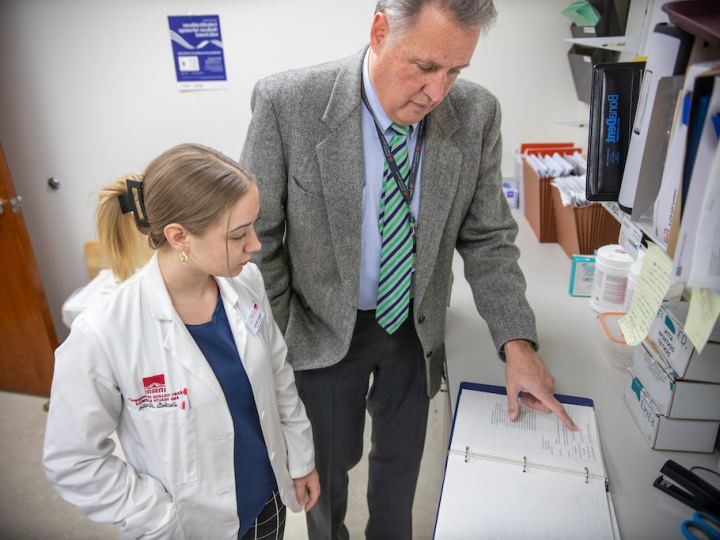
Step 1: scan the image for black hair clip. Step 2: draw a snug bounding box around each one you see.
[117,178,150,228]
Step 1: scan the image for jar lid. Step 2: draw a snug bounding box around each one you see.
[596,244,635,269]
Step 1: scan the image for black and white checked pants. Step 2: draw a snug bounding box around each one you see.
[240,488,286,540]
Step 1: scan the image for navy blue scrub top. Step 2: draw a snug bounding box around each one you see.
[186,288,276,537]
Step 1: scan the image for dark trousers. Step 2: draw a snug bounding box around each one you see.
[294,308,430,540]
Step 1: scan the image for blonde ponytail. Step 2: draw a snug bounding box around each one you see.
[96,143,255,282]
[96,174,148,282]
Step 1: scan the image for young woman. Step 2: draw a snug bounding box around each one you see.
[43,143,319,540]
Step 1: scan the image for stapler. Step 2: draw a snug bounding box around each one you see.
[653,460,720,518]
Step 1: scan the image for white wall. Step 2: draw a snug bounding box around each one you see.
[0,0,588,342]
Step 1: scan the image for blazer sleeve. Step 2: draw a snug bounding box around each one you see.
[254,268,315,479]
[43,317,185,540]
[240,79,292,333]
[455,97,539,358]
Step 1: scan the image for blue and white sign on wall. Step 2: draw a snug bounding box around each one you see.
[168,15,227,91]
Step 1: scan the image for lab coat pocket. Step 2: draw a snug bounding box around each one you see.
[128,407,198,485]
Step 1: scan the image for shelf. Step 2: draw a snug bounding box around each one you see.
[556,120,590,128]
[565,35,641,53]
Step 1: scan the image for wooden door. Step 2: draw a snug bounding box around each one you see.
[0,142,57,396]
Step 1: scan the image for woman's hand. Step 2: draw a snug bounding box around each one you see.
[293,468,320,512]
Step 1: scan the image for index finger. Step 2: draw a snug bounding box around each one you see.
[543,394,578,431]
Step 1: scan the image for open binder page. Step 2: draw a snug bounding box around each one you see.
[434,385,618,540]
[435,452,617,540]
[449,386,607,480]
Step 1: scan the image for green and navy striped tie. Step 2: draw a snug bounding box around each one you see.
[376,123,413,334]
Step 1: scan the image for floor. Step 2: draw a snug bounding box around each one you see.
[0,388,447,540]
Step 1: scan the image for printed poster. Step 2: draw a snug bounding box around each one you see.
[168,15,227,91]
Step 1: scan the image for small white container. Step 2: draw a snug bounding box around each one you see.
[665,281,684,301]
[596,312,634,369]
[624,260,684,310]
[590,245,636,313]
[623,261,644,310]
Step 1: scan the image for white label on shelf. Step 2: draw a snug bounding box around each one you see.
[619,215,644,261]
[602,201,624,223]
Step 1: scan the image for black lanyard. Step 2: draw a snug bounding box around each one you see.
[361,82,425,231]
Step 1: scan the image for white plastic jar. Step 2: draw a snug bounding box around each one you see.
[624,258,684,310]
[590,245,636,313]
[623,261,644,310]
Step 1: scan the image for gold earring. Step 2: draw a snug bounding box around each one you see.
[180,251,188,265]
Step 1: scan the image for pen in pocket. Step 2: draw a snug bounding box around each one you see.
[182,388,190,420]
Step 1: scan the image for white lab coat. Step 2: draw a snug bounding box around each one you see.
[43,254,315,540]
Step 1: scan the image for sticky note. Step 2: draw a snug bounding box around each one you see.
[619,242,673,346]
[685,288,720,353]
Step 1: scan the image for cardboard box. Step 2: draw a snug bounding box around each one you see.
[551,185,622,258]
[623,368,719,452]
[570,23,597,38]
[502,181,518,209]
[569,255,595,297]
[631,340,720,420]
[648,301,720,380]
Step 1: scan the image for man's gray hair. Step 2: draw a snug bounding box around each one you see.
[375,0,497,44]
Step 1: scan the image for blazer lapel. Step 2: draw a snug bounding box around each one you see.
[144,254,225,401]
[316,48,366,290]
[414,98,463,307]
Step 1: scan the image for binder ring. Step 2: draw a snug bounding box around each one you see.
[523,456,527,473]
[585,467,589,484]
[465,446,470,463]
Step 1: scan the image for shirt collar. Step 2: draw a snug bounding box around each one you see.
[362,48,418,136]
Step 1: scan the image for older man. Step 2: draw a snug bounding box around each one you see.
[240,1,577,538]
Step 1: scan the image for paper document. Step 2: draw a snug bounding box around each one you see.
[672,73,720,285]
[434,385,617,540]
[653,62,720,248]
[619,242,672,345]
[686,288,720,353]
[455,394,603,476]
[618,25,688,211]
[687,142,720,294]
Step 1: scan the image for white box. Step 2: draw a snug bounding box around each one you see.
[623,368,719,453]
[502,181,518,209]
[648,301,720,380]
[569,255,595,297]
[631,340,720,420]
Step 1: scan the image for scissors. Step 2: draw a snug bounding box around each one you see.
[682,512,720,540]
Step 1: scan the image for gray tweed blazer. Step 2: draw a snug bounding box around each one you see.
[240,47,537,397]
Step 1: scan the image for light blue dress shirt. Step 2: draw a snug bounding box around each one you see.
[358,48,425,310]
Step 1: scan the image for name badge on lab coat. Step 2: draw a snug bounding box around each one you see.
[245,302,265,335]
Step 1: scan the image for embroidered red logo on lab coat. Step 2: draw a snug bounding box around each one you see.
[128,374,183,411]
[143,374,166,395]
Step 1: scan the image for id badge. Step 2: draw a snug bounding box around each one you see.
[245,302,265,335]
